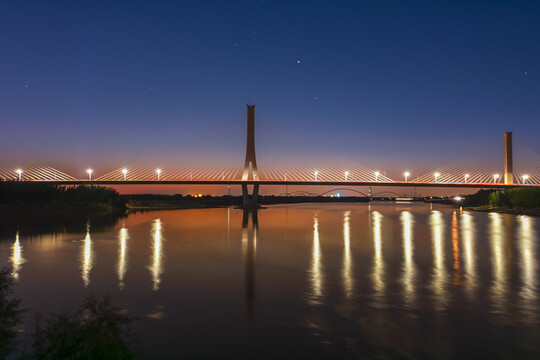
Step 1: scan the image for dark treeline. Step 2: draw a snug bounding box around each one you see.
[489,187,540,208]
[0,182,125,208]
[0,183,127,239]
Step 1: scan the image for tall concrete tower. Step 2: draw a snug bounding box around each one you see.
[504,131,513,185]
[241,104,259,208]
[242,105,258,180]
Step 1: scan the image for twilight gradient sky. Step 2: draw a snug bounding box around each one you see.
[1,0,540,181]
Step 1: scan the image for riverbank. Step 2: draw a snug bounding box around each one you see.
[467,205,540,217]
[124,194,372,211]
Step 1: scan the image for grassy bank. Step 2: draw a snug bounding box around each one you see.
[464,187,540,216]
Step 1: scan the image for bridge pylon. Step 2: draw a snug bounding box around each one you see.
[504,131,513,185]
[241,104,260,207]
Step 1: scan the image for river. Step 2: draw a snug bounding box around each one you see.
[1,203,539,359]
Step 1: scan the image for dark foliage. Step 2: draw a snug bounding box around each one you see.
[489,187,540,208]
[0,267,26,360]
[32,294,136,360]
[0,182,124,208]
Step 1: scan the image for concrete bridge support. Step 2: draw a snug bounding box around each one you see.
[242,104,260,208]
[504,131,513,185]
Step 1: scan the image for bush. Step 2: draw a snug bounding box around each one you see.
[489,187,540,208]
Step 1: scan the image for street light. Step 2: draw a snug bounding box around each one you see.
[404,171,410,182]
[464,174,469,183]
[16,169,22,181]
[344,171,349,181]
[314,170,318,181]
[156,169,162,180]
[87,169,93,180]
[375,171,379,182]
[434,172,440,182]
[493,174,499,183]
[523,174,529,184]
[122,169,127,180]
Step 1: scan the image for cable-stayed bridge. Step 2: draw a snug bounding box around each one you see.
[1,105,539,206]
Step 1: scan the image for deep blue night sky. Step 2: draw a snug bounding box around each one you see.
[1,0,539,179]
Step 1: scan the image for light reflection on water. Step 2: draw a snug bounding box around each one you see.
[430,210,447,310]
[149,219,164,291]
[489,212,507,315]
[371,210,384,300]
[401,211,416,308]
[2,203,540,358]
[81,225,93,287]
[341,210,353,299]
[519,215,538,322]
[308,214,324,305]
[118,227,128,290]
[460,211,477,297]
[10,232,25,280]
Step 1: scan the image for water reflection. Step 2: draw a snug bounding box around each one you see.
[149,219,164,291]
[489,213,507,314]
[518,216,538,322]
[451,212,462,286]
[342,211,353,299]
[11,232,26,280]
[117,227,129,290]
[371,211,384,299]
[401,211,416,308]
[308,214,324,305]
[460,212,477,297]
[430,211,447,310]
[81,225,93,287]
[242,209,257,318]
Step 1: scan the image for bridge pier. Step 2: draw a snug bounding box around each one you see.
[242,183,260,208]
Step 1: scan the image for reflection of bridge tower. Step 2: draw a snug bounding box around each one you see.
[504,131,513,185]
[242,208,258,319]
[242,105,260,207]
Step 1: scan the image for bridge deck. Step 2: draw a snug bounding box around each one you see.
[15,180,539,188]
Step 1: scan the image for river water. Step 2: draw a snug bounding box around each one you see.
[1,203,539,359]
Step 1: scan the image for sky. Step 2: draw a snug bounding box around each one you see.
[1,0,539,193]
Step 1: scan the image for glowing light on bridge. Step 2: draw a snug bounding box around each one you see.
[404,171,410,182]
[314,170,318,181]
[16,168,22,181]
[523,174,529,184]
[375,171,379,181]
[493,174,500,183]
[122,168,128,180]
[156,169,162,180]
[344,171,349,181]
[465,174,470,183]
[434,172,440,182]
[87,168,93,180]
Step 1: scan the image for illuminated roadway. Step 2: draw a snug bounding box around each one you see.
[32,180,539,188]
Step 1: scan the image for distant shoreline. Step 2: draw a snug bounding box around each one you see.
[466,206,540,217]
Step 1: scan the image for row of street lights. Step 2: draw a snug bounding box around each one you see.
[10,168,533,183]
[85,168,162,180]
